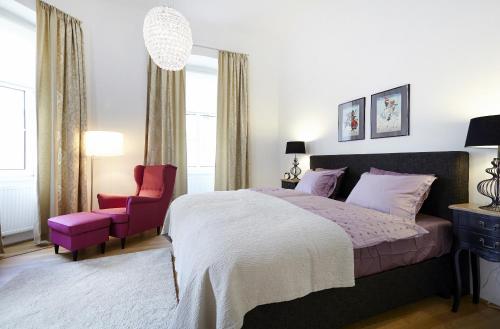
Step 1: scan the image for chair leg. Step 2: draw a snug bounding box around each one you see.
[120,238,126,249]
[72,250,78,261]
[157,226,162,235]
[100,242,106,254]
[54,244,59,254]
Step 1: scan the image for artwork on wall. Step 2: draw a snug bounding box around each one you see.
[338,97,365,142]
[370,84,410,139]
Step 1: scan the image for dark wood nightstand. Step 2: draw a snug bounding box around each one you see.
[449,203,500,312]
[281,178,299,189]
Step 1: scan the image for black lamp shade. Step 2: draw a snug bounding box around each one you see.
[465,115,500,147]
[285,141,306,154]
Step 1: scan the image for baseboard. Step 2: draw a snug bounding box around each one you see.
[3,230,33,246]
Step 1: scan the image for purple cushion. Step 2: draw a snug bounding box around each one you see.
[93,208,129,224]
[295,169,345,197]
[315,167,347,198]
[369,167,435,214]
[48,212,111,236]
[346,173,437,220]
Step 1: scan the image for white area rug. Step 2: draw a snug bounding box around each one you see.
[0,248,177,329]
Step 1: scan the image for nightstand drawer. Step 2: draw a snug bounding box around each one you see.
[455,229,500,262]
[281,179,299,189]
[455,211,500,237]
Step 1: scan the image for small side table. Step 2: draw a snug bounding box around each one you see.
[281,178,299,189]
[449,203,500,312]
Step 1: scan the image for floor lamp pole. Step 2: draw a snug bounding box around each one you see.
[90,156,94,211]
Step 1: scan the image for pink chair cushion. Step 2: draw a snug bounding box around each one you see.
[48,212,110,236]
[138,166,165,198]
[93,207,129,224]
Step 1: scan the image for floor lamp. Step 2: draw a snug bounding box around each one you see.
[84,131,124,210]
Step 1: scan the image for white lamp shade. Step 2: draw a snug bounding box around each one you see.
[143,6,193,71]
[85,131,124,157]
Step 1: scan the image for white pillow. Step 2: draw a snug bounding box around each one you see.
[345,173,436,220]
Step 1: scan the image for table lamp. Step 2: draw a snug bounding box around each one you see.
[285,141,306,179]
[465,115,500,211]
[85,131,124,209]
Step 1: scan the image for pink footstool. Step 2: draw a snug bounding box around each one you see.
[48,212,111,261]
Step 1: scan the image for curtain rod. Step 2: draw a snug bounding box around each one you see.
[193,43,249,56]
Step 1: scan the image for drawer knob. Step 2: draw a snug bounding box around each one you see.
[479,237,500,250]
[479,221,499,232]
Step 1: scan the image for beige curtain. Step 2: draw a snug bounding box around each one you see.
[0,223,3,253]
[144,57,187,198]
[215,51,249,190]
[35,1,88,243]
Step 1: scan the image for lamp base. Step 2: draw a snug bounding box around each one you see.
[477,157,500,212]
[290,155,302,179]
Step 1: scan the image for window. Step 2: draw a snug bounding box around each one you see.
[0,85,26,170]
[186,55,218,194]
[0,3,37,243]
[0,7,36,177]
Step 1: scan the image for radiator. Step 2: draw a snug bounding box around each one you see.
[0,178,37,236]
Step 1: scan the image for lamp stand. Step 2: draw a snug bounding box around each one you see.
[289,154,302,179]
[478,147,500,212]
[90,156,95,211]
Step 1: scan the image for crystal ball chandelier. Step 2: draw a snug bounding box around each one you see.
[143,6,193,71]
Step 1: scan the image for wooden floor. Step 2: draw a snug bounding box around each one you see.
[1,233,499,329]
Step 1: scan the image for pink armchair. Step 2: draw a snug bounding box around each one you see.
[94,164,177,249]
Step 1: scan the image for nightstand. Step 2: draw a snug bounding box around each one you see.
[281,178,299,189]
[449,203,500,312]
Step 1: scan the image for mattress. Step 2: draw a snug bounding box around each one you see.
[253,188,453,278]
[354,213,452,278]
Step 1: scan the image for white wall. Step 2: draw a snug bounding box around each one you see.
[277,0,500,305]
[17,0,282,205]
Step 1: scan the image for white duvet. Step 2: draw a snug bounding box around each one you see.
[165,190,354,329]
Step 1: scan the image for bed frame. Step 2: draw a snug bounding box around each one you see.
[243,151,470,329]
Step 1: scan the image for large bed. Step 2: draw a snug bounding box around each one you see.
[167,151,470,329]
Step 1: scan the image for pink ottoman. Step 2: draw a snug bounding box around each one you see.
[48,212,111,261]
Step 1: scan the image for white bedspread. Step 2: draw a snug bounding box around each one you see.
[165,190,354,329]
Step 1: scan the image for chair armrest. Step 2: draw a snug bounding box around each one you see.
[126,196,162,215]
[97,194,129,209]
[127,196,161,206]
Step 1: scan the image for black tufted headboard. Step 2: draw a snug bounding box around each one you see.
[310,151,469,220]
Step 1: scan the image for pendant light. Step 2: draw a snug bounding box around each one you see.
[143,4,193,71]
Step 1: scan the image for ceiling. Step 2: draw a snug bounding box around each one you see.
[178,0,310,37]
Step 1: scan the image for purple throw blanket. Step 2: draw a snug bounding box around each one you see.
[254,188,428,249]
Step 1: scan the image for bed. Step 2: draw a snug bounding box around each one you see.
[167,151,470,329]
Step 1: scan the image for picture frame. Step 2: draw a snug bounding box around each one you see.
[370,84,410,139]
[338,97,365,142]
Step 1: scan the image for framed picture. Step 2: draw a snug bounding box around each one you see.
[338,97,365,142]
[370,84,410,139]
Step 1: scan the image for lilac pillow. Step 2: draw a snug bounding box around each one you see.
[370,167,433,177]
[295,169,345,197]
[346,173,437,220]
[369,167,436,214]
[315,167,347,198]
